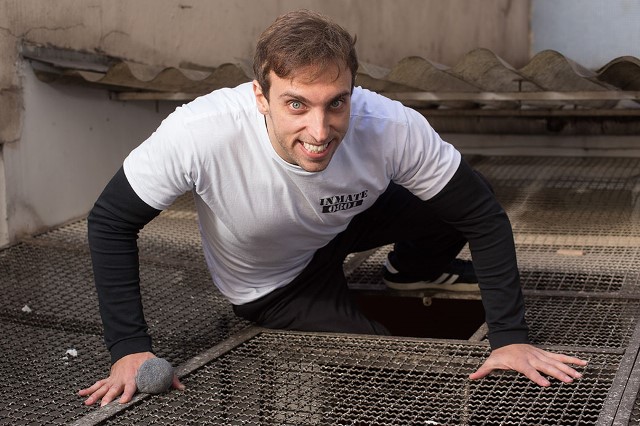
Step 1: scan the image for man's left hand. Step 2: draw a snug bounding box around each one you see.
[469,343,588,386]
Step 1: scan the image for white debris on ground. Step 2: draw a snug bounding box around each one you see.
[65,348,78,358]
[21,305,32,313]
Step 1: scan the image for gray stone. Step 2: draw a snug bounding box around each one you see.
[135,357,174,394]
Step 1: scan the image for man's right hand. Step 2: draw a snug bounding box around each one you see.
[78,352,185,406]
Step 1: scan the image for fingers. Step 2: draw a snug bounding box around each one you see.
[518,364,551,387]
[468,344,588,387]
[80,376,138,406]
[172,374,186,391]
[117,381,138,405]
[79,380,111,406]
[100,383,124,407]
[542,351,588,367]
[78,379,107,397]
[529,350,585,384]
[468,363,492,380]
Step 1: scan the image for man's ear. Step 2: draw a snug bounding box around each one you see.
[253,80,269,115]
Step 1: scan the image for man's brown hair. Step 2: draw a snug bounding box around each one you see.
[253,9,358,99]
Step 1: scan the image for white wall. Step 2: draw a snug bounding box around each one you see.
[3,63,179,240]
[532,0,640,69]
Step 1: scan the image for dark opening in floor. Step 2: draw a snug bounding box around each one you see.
[355,293,486,339]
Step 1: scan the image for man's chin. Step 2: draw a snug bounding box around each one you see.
[298,160,331,173]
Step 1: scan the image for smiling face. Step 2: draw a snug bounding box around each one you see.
[253,63,352,173]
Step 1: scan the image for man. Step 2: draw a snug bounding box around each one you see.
[79,9,586,407]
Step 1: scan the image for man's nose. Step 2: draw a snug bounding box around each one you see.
[307,110,331,143]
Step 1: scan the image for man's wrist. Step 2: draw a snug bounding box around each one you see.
[109,336,153,364]
[488,329,530,350]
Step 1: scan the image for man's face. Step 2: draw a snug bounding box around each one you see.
[253,64,352,173]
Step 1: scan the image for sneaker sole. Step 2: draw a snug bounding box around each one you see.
[383,278,479,292]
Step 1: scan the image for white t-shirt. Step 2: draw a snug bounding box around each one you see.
[124,82,461,304]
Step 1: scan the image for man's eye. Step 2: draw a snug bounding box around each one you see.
[330,99,343,108]
[290,101,302,110]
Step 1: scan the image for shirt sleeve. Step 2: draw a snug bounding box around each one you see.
[425,158,529,348]
[123,111,197,210]
[392,107,461,201]
[88,166,162,364]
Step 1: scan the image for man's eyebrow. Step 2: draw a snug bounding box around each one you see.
[279,91,311,103]
[330,91,352,102]
[279,91,351,105]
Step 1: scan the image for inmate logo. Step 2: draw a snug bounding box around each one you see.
[320,190,368,213]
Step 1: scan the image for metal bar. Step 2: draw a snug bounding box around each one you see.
[597,321,640,425]
[514,234,640,247]
[468,323,488,342]
[416,108,640,117]
[115,91,197,101]
[385,91,640,102]
[522,290,640,300]
[612,348,640,425]
[115,90,640,112]
[175,326,264,378]
[343,249,378,277]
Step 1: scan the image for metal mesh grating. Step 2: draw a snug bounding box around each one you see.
[0,318,108,424]
[33,219,89,246]
[134,214,205,265]
[345,245,391,291]
[632,394,640,426]
[137,263,250,365]
[0,242,102,331]
[0,242,248,365]
[0,240,247,422]
[471,156,640,238]
[469,156,640,191]
[516,244,640,294]
[34,194,205,266]
[524,296,640,349]
[101,331,613,426]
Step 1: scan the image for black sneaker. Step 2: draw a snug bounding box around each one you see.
[383,258,479,291]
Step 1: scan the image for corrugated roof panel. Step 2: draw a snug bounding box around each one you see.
[598,56,640,91]
[22,45,640,133]
[450,48,542,109]
[355,61,418,93]
[519,50,617,109]
[33,61,252,95]
[386,56,480,109]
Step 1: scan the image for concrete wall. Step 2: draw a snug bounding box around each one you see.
[0,0,530,246]
[7,65,179,238]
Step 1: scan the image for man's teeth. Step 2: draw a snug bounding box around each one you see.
[303,142,329,153]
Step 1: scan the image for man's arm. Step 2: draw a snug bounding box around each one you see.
[424,159,586,384]
[88,166,161,362]
[80,167,184,405]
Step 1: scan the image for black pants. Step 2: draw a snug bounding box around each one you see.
[232,182,468,335]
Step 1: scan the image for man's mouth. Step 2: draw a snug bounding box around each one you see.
[302,141,330,154]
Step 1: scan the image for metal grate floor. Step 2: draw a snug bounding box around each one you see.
[2,155,640,425]
[98,332,615,426]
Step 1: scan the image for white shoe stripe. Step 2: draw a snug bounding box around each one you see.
[384,258,400,274]
[432,273,449,284]
[443,274,460,285]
